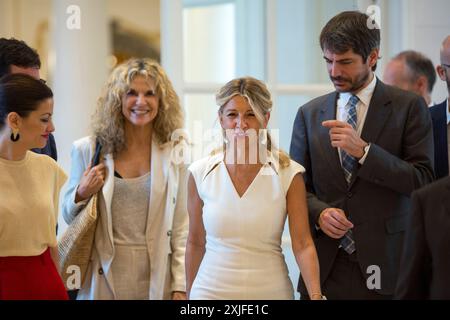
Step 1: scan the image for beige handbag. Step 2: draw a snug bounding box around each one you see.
[58,140,102,290]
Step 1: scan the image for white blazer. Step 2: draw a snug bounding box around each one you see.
[62,136,188,300]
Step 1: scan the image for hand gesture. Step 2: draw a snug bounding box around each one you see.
[75,163,106,203]
[318,207,353,239]
[322,120,368,158]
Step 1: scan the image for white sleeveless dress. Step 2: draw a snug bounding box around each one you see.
[188,153,305,300]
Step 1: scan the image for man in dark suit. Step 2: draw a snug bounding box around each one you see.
[395,176,450,299]
[429,35,450,179]
[0,38,57,160]
[290,11,435,299]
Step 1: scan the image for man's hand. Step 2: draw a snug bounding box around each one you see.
[322,120,368,158]
[318,208,354,239]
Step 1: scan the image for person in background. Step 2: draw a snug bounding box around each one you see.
[383,50,436,106]
[0,37,57,160]
[429,35,450,179]
[395,175,450,299]
[0,74,67,300]
[62,58,189,300]
[186,77,322,300]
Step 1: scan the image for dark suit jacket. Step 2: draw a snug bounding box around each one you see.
[290,80,435,296]
[31,133,57,161]
[395,176,450,299]
[429,100,448,179]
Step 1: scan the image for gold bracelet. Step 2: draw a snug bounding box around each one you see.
[310,293,324,299]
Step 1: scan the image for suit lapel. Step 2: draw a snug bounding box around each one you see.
[102,153,115,241]
[318,92,348,188]
[360,80,393,147]
[347,81,393,188]
[147,140,168,231]
[98,153,116,291]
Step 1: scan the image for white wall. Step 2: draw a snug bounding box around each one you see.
[382,0,450,103]
[0,0,52,78]
[408,0,450,103]
[107,0,160,33]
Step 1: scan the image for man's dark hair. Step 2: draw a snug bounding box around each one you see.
[0,38,41,77]
[320,11,381,71]
[394,50,437,94]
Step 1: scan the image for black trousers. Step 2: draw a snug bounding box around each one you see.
[302,249,392,300]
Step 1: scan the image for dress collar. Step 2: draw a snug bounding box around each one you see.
[202,150,281,181]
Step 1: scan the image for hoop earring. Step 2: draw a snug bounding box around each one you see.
[10,130,20,142]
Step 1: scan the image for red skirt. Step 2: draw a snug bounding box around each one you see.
[0,248,68,300]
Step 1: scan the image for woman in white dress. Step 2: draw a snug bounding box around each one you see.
[186,77,322,300]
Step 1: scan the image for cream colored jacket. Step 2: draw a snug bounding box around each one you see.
[62,136,188,300]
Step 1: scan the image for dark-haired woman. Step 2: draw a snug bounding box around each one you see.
[0,74,68,300]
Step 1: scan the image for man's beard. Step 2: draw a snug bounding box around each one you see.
[330,69,371,93]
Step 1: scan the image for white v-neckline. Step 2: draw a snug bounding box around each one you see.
[222,162,263,199]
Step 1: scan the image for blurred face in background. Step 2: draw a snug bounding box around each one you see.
[384,59,428,102]
[10,65,40,80]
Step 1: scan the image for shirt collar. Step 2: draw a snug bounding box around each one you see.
[339,74,377,108]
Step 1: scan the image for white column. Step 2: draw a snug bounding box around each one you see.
[0,0,17,37]
[160,0,184,98]
[50,0,110,233]
[51,0,109,170]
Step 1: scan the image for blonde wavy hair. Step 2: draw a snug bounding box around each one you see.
[92,58,184,155]
[215,77,290,168]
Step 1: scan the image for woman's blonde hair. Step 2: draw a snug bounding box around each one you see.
[215,77,290,168]
[92,58,184,155]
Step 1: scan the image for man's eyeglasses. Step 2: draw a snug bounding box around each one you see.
[442,63,450,69]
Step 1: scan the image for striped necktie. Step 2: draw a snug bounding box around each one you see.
[340,95,359,184]
[339,95,359,254]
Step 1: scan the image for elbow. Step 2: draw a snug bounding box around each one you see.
[293,238,316,256]
[186,238,206,251]
[408,165,435,195]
